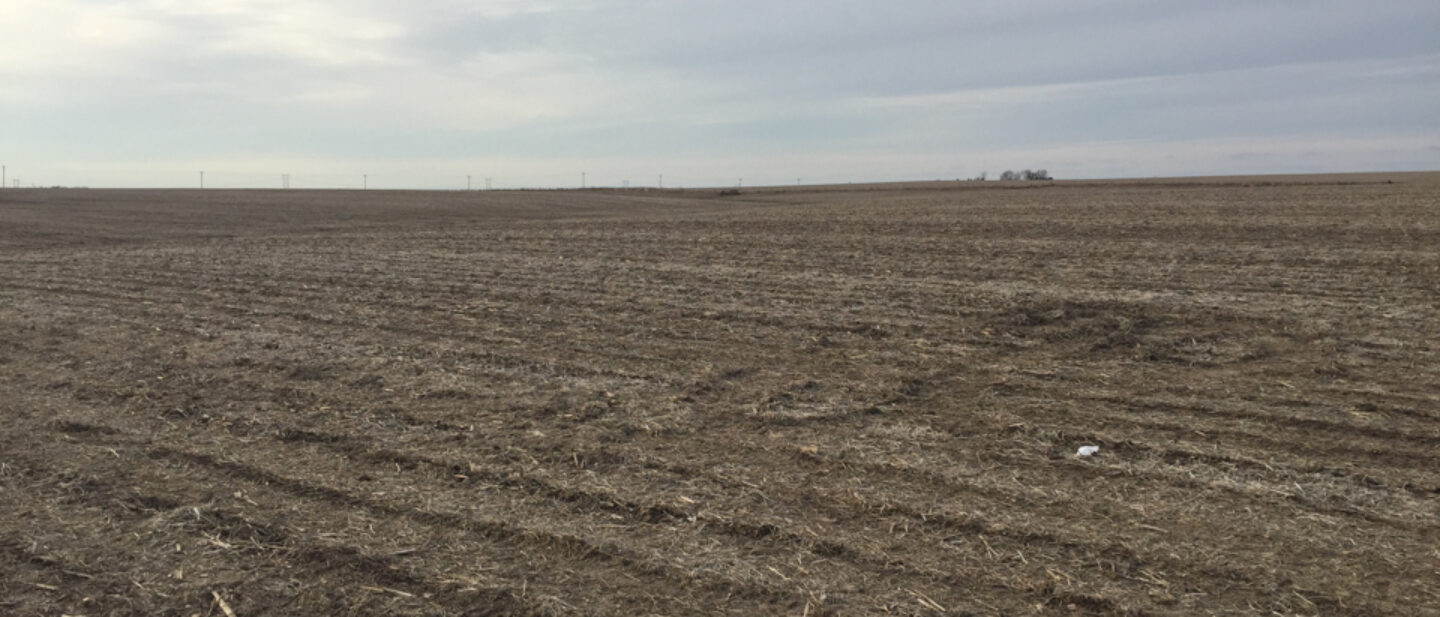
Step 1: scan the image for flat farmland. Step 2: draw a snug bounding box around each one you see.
[1,175,1438,616]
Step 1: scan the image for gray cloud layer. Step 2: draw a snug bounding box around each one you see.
[3,0,1437,188]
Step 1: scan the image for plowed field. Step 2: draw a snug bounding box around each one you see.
[2,175,1438,616]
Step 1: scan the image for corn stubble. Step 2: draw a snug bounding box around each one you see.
[1,174,1437,616]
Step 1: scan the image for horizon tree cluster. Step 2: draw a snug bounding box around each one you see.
[999,169,1052,181]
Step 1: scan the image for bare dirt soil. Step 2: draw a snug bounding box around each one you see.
[2,174,1438,616]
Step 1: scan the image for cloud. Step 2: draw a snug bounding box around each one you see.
[1,0,1437,187]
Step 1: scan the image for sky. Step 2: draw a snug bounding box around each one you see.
[1,0,1438,189]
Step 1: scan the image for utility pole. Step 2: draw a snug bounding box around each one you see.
[658,174,662,188]
[467,175,471,191]
[485,177,492,190]
[581,172,586,189]
[200,171,205,189]
[2,165,5,189]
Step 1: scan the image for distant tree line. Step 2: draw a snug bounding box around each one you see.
[998,169,1051,181]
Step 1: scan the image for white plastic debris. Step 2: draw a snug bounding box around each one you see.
[1076,445,1100,457]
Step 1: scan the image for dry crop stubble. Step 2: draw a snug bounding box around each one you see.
[1,174,1438,616]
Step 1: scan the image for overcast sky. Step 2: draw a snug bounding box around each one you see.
[2,0,1438,188]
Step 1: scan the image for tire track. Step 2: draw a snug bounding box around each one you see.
[11,425,816,617]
